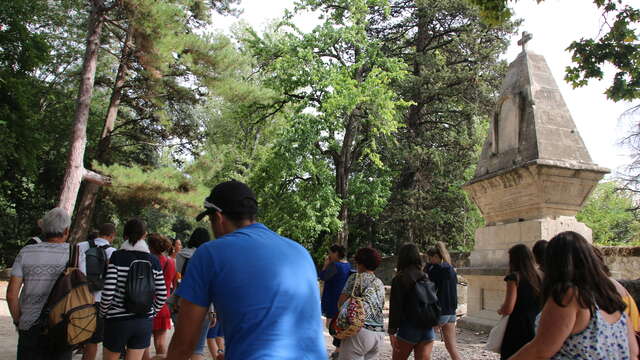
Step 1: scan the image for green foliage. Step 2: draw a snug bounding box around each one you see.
[467,0,640,102]
[243,0,410,250]
[95,163,208,217]
[565,1,640,101]
[366,0,515,253]
[0,0,93,267]
[171,217,194,241]
[577,181,640,245]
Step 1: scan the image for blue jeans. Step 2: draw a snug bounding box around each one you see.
[438,314,457,324]
[396,325,435,345]
[193,317,209,355]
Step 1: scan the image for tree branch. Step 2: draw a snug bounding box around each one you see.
[83,169,111,185]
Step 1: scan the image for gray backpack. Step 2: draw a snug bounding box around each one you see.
[85,239,110,292]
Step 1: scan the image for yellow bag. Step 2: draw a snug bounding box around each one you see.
[40,245,97,351]
[334,273,366,339]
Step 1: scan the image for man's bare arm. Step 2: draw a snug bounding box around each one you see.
[165,298,208,360]
[7,276,22,326]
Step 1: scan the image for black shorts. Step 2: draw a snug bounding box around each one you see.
[103,318,152,353]
[88,314,104,344]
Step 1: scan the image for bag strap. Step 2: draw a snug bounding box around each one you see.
[89,238,96,248]
[350,273,360,298]
[351,273,371,298]
[66,243,80,269]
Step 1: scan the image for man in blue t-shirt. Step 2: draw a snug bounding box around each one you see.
[165,180,326,360]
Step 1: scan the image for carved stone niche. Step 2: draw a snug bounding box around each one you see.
[463,160,607,225]
[492,94,522,155]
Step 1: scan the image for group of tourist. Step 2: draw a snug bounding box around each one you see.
[498,234,639,359]
[6,178,640,360]
[7,180,328,360]
[319,240,461,360]
[321,233,640,360]
[7,207,227,360]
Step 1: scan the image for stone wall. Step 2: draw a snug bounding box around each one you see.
[599,246,640,280]
[375,252,470,285]
[376,246,640,285]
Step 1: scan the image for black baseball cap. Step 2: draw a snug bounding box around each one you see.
[196,180,258,221]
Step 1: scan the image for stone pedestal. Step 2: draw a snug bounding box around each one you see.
[458,217,592,330]
[458,43,608,331]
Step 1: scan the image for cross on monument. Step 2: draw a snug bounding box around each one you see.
[518,31,533,52]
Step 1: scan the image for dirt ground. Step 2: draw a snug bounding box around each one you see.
[0,281,498,360]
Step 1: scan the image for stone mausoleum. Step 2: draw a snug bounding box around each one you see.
[459,34,609,329]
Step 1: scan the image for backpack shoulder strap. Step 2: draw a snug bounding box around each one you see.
[89,238,96,248]
[68,244,80,268]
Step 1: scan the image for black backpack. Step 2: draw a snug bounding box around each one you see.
[85,239,110,292]
[124,259,155,315]
[405,276,441,328]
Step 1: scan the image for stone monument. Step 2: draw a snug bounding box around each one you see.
[458,32,609,329]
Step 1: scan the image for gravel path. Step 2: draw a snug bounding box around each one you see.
[324,326,499,360]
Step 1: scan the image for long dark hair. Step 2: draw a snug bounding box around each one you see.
[123,219,146,245]
[532,240,548,269]
[508,244,542,297]
[426,241,452,264]
[397,243,422,272]
[544,231,625,314]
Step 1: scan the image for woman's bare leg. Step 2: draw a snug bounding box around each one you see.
[153,329,168,355]
[413,340,434,360]
[103,348,121,360]
[441,322,462,360]
[392,337,415,360]
[125,348,146,360]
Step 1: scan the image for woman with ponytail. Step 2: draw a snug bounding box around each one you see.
[426,242,461,360]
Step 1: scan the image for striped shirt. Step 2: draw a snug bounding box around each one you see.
[99,249,166,319]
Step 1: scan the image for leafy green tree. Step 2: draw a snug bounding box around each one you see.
[577,181,640,245]
[353,0,515,252]
[0,0,95,266]
[244,0,410,249]
[468,0,640,102]
[69,0,244,242]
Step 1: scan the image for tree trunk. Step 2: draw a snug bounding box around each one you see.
[69,26,134,243]
[335,157,349,248]
[58,4,107,214]
[335,113,360,249]
[337,203,349,248]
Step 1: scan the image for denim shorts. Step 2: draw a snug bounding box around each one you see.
[438,314,457,324]
[396,325,436,345]
[103,318,152,353]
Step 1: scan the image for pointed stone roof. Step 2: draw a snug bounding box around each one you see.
[471,49,609,183]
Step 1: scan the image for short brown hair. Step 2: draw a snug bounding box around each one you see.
[148,233,172,255]
[99,223,116,237]
[354,247,381,271]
